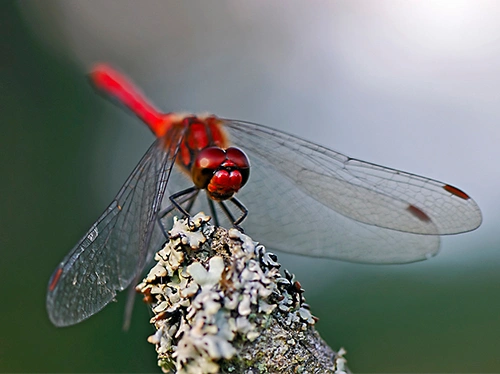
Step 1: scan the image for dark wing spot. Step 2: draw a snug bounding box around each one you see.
[49,266,64,292]
[443,184,470,200]
[407,204,431,222]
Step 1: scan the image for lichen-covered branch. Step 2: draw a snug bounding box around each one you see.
[136,213,349,373]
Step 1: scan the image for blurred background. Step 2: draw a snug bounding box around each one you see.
[2,0,500,372]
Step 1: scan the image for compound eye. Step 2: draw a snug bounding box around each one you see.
[192,147,227,189]
[226,147,250,187]
[226,147,250,168]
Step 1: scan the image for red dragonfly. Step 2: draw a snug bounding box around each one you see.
[46,64,482,327]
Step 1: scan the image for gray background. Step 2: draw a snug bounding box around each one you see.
[2,1,500,372]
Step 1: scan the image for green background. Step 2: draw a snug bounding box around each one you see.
[1,1,499,372]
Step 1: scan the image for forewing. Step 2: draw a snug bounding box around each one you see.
[222,120,481,263]
[47,136,176,327]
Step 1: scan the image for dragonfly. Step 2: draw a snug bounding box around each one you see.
[46,64,482,327]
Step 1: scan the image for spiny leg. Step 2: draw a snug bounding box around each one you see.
[157,186,199,238]
[229,196,248,226]
[207,197,220,226]
[217,196,248,231]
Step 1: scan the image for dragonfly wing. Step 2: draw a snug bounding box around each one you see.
[46,136,176,327]
[342,158,482,234]
[222,120,480,263]
[224,120,481,235]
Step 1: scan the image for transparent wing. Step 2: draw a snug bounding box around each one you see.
[46,135,177,327]
[221,120,481,263]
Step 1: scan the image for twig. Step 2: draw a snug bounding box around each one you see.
[136,213,349,373]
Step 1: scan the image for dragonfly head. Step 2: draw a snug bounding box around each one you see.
[191,147,250,201]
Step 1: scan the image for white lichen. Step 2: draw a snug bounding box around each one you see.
[334,347,348,374]
[136,213,319,373]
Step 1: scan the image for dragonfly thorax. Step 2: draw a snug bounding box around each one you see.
[171,115,229,173]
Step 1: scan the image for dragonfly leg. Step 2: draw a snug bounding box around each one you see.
[168,186,199,216]
[157,187,199,238]
[207,197,220,226]
[217,196,248,232]
[230,196,248,227]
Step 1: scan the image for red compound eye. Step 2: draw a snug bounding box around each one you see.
[191,147,227,189]
[226,147,250,168]
[225,147,250,187]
